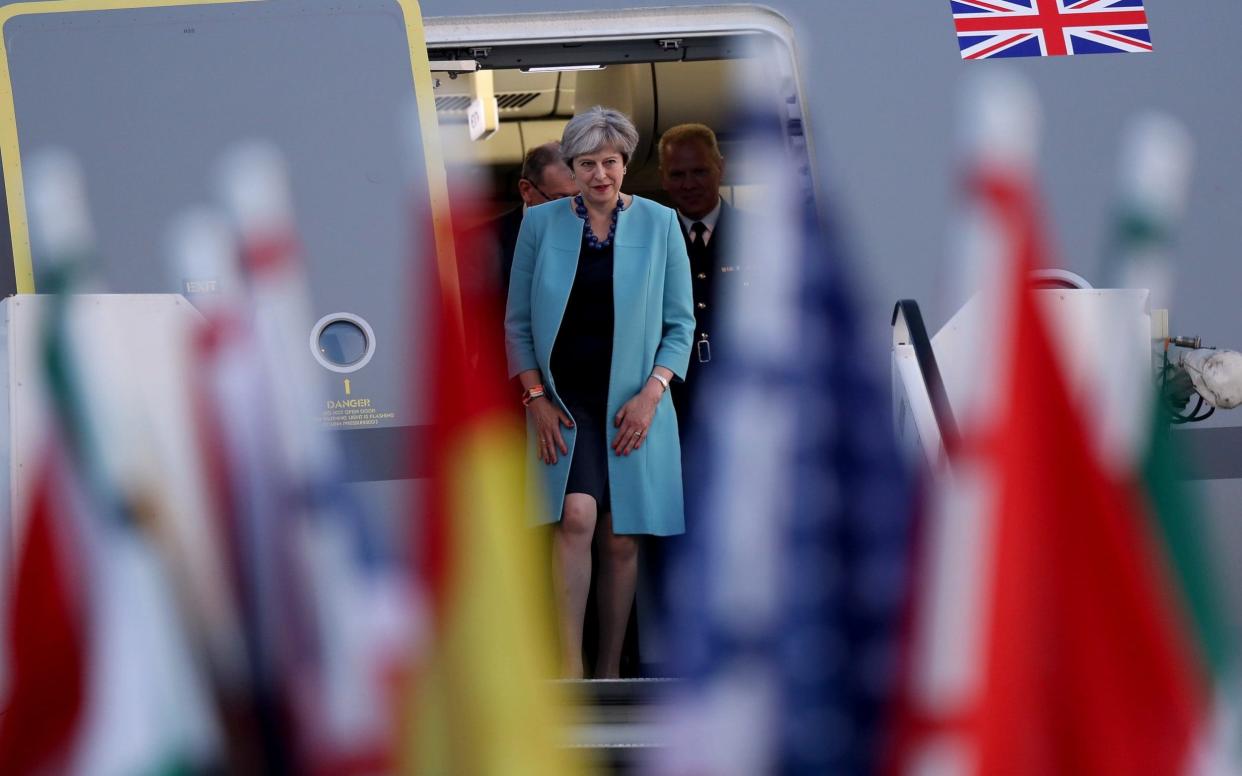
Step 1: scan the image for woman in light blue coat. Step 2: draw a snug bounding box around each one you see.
[505,107,694,678]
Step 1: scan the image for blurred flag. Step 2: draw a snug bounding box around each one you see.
[174,204,298,772]
[887,73,1217,776]
[0,155,92,776]
[0,151,221,776]
[952,0,1152,60]
[406,185,582,774]
[655,61,913,776]
[1087,115,1193,478]
[1106,115,1241,772]
[207,142,417,774]
[1105,114,1192,312]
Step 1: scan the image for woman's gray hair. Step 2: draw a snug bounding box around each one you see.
[560,106,640,166]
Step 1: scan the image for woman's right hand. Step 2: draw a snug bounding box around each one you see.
[529,397,574,465]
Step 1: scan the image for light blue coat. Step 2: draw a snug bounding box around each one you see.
[505,195,694,535]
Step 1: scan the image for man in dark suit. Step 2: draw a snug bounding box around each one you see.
[638,124,743,674]
[493,140,578,288]
[658,123,741,435]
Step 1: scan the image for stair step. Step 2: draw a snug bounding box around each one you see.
[557,676,680,707]
[558,678,680,774]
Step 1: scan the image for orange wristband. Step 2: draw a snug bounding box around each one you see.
[521,384,545,406]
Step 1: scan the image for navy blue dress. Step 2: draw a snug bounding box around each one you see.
[550,234,615,512]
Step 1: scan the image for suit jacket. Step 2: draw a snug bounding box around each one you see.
[491,205,526,291]
[671,200,744,432]
[504,196,695,536]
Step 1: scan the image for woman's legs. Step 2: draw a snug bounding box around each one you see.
[553,493,598,678]
[594,511,639,679]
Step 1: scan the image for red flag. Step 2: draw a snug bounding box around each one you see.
[419,195,519,616]
[887,167,1209,776]
[0,452,89,775]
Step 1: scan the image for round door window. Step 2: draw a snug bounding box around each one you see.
[310,312,376,373]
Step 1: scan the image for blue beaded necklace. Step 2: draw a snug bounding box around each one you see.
[575,194,623,250]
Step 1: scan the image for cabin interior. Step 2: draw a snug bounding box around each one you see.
[429,40,794,219]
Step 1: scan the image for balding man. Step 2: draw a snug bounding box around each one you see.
[494,140,578,287]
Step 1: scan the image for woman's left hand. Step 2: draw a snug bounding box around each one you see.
[612,383,662,456]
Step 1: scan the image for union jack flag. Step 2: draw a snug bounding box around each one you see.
[952,0,1152,60]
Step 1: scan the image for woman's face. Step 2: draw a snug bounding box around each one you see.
[572,145,626,208]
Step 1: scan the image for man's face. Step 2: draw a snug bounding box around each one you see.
[519,162,578,206]
[660,139,724,220]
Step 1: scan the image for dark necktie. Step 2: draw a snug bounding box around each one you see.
[689,221,707,249]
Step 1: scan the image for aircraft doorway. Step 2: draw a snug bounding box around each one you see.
[420,10,818,760]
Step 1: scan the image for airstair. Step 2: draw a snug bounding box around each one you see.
[564,678,676,773]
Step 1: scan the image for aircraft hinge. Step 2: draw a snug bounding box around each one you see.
[658,38,683,51]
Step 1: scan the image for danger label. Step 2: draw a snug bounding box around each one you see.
[322,397,396,428]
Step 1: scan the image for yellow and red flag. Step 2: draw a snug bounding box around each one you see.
[409,193,584,775]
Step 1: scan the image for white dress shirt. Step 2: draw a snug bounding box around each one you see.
[677,199,722,246]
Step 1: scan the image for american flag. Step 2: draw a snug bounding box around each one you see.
[656,76,914,776]
[951,0,1152,60]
